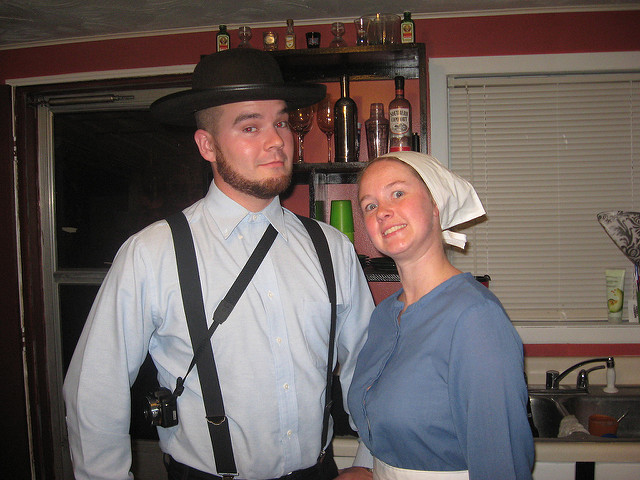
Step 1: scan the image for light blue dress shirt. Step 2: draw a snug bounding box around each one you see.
[63,181,374,480]
[348,273,534,479]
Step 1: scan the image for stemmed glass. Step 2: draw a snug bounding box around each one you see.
[237,26,252,48]
[289,105,316,163]
[316,95,334,163]
[329,22,347,47]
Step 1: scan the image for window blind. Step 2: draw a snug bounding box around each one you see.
[447,73,640,321]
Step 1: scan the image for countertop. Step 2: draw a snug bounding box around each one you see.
[332,436,640,464]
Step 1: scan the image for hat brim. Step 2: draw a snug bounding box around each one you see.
[151,83,327,126]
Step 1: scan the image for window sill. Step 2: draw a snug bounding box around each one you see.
[514,322,640,344]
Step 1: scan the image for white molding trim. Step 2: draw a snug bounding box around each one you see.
[6,64,196,87]
[428,51,640,167]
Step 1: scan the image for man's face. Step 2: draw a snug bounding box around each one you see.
[195,100,294,207]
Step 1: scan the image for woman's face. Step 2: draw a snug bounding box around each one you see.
[358,159,440,262]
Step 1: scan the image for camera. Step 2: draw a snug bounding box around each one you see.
[143,387,178,427]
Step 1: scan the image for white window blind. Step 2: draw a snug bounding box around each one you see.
[448,73,640,322]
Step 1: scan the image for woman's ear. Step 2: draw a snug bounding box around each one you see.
[432,200,440,219]
[194,129,217,164]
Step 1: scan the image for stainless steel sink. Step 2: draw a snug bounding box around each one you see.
[529,395,565,438]
[528,386,640,440]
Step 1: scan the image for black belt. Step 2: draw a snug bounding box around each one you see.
[165,455,326,480]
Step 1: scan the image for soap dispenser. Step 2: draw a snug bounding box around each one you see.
[603,357,618,394]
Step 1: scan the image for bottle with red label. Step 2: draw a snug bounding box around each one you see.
[388,76,412,152]
[216,25,230,51]
[401,12,415,44]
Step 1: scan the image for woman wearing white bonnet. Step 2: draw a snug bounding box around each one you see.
[348,151,534,480]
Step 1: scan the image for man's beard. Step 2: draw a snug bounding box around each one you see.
[214,144,292,199]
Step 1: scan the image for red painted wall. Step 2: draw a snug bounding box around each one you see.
[3,10,639,357]
[2,11,639,82]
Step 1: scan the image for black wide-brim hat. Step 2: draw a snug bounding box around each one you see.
[151,48,326,126]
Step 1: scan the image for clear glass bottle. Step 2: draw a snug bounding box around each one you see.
[388,76,412,152]
[365,103,389,161]
[285,19,296,49]
[216,25,230,51]
[400,12,415,44]
[334,74,358,162]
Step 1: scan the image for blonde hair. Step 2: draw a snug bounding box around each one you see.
[195,105,223,134]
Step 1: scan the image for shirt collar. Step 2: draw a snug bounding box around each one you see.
[204,181,288,241]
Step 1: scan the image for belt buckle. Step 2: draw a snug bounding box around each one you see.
[220,474,236,480]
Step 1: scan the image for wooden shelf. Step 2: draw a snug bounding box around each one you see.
[279,46,427,284]
[271,44,425,83]
[271,44,427,154]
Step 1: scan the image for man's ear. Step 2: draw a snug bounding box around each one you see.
[194,129,217,164]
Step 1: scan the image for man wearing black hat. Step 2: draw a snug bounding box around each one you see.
[63,49,375,480]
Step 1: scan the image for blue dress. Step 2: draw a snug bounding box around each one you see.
[348,273,534,479]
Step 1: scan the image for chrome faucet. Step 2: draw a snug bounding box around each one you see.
[545,357,615,391]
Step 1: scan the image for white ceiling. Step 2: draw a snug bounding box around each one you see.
[1,0,638,49]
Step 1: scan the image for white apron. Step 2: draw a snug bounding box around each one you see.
[373,457,469,480]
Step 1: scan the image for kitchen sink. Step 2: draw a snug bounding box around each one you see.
[529,395,565,438]
[528,386,640,440]
[562,391,640,438]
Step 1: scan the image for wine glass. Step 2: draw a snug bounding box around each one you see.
[289,105,315,163]
[316,95,334,163]
[237,26,252,48]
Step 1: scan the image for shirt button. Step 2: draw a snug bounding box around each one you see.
[287,430,293,437]
[268,291,274,298]
[283,383,289,390]
[237,234,243,240]
[276,337,282,344]
[252,214,258,221]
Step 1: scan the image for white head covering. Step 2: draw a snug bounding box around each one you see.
[378,151,485,249]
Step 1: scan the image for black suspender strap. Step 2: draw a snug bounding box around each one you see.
[296,215,338,463]
[166,212,277,478]
[166,211,337,475]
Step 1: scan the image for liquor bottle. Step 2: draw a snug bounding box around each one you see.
[401,12,415,44]
[388,76,412,152]
[334,74,358,162]
[216,25,230,51]
[285,19,296,49]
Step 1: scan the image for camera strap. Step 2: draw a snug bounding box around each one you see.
[167,211,337,476]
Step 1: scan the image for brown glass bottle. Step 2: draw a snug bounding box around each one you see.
[334,74,358,162]
[388,76,412,152]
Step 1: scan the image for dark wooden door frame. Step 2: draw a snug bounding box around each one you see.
[1,85,33,478]
[12,73,191,478]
